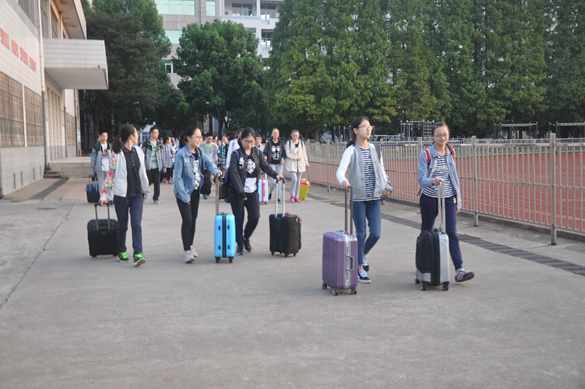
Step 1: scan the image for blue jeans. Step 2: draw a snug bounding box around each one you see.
[352,199,382,267]
[113,192,143,256]
[289,172,303,197]
[419,193,463,270]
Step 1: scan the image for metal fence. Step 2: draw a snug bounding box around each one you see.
[306,134,584,244]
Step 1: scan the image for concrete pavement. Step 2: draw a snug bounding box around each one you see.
[0,178,584,388]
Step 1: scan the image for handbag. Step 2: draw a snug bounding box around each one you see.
[200,172,212,195]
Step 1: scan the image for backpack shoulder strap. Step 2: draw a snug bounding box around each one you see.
[424,149,431,165]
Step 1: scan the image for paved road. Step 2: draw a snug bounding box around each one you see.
[1,179,584,388]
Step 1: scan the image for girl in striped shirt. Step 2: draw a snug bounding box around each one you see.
[417,122,474,283]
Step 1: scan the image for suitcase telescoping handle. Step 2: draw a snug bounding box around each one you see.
[94,203,112,232]
[437,179,446,233]
[215,175,220,216]
[344,186,354,235]
[275,178,285,215]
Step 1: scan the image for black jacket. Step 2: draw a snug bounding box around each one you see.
[263,139,286,165]
[229,147,278,200]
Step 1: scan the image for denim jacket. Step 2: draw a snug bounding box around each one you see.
[174,145,220,203]
[417,144,462,209]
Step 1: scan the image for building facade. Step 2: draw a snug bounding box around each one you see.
[0,0,107,197]
[157,0,282,134]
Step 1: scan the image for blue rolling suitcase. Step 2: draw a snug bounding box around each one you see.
[214,177,236,263]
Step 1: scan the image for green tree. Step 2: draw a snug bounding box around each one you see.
[174,20,263,138]
[546,0,585,137]
[266,0,396,138]
[82,0,171,137]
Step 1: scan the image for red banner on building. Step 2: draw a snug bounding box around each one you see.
[20,48,28,65]
[11,39,18,56]
[1,29,9,49]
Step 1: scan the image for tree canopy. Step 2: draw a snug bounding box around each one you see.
[81,0,171,138]
[173,20,264,137]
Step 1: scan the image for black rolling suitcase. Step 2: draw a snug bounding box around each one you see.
[269,181,302,257]
[88,204,118,258]
[86,182,100,203]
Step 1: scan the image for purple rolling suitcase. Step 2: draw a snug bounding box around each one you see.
[322,188,358,296]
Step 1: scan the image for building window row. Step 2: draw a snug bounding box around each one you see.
[156,0,195,15]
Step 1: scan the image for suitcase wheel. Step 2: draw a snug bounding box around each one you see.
[91,255,97,258]
[442,284,449,291]
[414,278,420,285]
[229,257,233,263]
[331,289,339,296]
[285,254,289,258]
[322,283,327,290]
[351,288,357,295]
[112,254,117,257]
[271,252,274,256]
[293,253,296,257]
[215,257,220,263]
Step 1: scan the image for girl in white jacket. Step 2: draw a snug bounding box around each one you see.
[284,129,310,202]
[100,125,150,267]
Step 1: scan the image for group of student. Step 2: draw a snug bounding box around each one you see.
[96,118,474,287]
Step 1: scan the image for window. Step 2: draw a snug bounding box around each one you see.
[165,30,182,44]
[206,1,215,16]
[0,73,24,147]
[261,31,273,49]
[232,3,253,16]
[164,62,174,74]
[155,0,195,15]
[25,88,44,147]
[51,8,59,38]
[261,3,277,18]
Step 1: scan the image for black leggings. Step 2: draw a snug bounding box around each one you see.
[176,189,200,251]
[229,190,260,247]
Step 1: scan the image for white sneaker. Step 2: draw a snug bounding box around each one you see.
[190,246,199,258]
[363,255,370,272]
[185,250,196,263]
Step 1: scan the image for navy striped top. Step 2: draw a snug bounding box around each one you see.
[422,155,455,198]
[358,146,376,200]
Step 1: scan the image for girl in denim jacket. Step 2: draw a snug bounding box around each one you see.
[174,126,221,263]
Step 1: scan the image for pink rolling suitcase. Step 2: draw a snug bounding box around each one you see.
[322,188,358,296]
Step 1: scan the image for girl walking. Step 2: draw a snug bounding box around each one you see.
[174,126,222,263]
[417,122,474,282]
[285,129,309,203]
[100,124,150,267]
[229,127,284,255]
[336,117,389,283]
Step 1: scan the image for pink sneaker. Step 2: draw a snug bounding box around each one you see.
[290,196,295,203]
[295,197,301,203]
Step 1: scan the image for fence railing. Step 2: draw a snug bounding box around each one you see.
[306,135,584,244]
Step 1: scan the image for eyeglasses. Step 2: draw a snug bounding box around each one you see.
[434,133,449,138]
[243,140,255,145]
[358,125,373,130]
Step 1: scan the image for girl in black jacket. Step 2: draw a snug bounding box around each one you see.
[229,127,284,255]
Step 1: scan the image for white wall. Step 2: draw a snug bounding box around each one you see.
[1,146,45,194]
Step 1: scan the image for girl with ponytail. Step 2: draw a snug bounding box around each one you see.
[100,124,150,267]
[336,117,389,284]
[417,122,475,283]
[174,126,222,263]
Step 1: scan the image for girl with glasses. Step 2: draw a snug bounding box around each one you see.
[417,122,475,282]
[336,117,389,284]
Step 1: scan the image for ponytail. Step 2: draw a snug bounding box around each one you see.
[112,124,136,154]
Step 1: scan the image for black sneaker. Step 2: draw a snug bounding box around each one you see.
[268,193,272,201]
[455,268,475,282]
[236,245,244,255]
[362,255,370,272]
[358,268,371,284]
[243,237,252,253]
